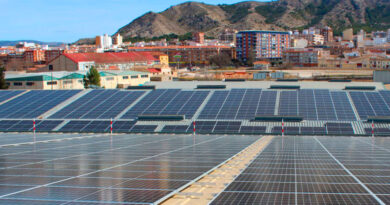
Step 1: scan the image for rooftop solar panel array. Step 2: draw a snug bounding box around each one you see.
[0,120,63,132]
[0,90,80,119]
[199,89,277,120]
[120,89,209,119]
[49,90,144,119]
[350,91,390,120]
[211,136,390,205]
[0,134,257,204]
[0,90,24,103]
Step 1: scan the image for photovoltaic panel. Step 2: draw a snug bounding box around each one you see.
[121,89,208,119]
[112,121,136,133]
[0,90,25,103]
[212,121,241,134]
[211,136,387,205]
[350,92,377,120]
[50,90,144,119]
[161,125,190,133]
[0,90,80,119]
[315,90,337,120]
[199,89,276,120]
[330,91,356,121]
[130,125,157,133]
[34,120,63,132]
[298,89,317,120]
[0,134,258,204]
[256,90,277,116]
[59,120,91,132]
[239,126,266,134]
[278,91,298,116]
[326,122,354,135]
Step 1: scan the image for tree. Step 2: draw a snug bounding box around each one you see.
[209,53,232,68]
[83,66,101,88]
[246,49,256,67]
[0,66,8,89]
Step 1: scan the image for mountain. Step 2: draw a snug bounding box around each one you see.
[115,0,390,39]
[0,40,64,47]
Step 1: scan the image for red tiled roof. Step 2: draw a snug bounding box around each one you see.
[147,68,161,73]
[253,61,270,65]
[127,45,232,50]
[63,52,159,64]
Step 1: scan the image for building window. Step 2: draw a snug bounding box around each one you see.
[47,81,57,85]
[141,75,149,78]
[122,76,129,79]
[13,82,23,86]
[26,82,34,86]
[106,77,114,81]
[63,80,72,84]
[131,75,138,79]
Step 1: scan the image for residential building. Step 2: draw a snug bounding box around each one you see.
[147,67,177,81]
[24,50,45,63]
[112,34,123,46]
[236,30,290,61]
[46,52,164,72]
[291,39,308,48]
[370,57,390,69]
[45,49,65,63]
[387,29,390,43]
[219,29,238,43]
[342,28,353,41]
[282,48,320,67]
[193,32,205,44]
[127,46,235,66]
[320,26,333,43]
[96,34,112,49]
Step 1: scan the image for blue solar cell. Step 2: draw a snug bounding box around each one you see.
[0,90,80,119]
[0,90,25,103]
[121,89,208,120]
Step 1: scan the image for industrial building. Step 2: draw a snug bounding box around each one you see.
[5,70,150,89]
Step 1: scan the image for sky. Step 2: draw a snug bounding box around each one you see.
[0,0,267,43]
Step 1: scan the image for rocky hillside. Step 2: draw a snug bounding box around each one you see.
[115,0,390,39]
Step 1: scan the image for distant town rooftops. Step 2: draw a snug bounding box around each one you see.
[61,52,160,64]
[238,30,290,34]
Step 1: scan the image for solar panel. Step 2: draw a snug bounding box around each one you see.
[239,126,266,134]
[59,120,91,132]
[199,89,276,120]
[130,125,157,133]
[121,89,208,120]
[0,90,80,119]
[326,123,354,135]
[50,90,144,119]
[210,136,388,205]
[279,91,298,116]
[161,125,190,133]
[0,90,24,103]
[212,121,241,134]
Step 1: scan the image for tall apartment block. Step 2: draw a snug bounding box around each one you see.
[236,30,290,61]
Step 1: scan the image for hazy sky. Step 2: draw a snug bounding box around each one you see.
[0,0,268,43]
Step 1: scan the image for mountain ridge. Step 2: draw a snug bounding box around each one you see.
[115,0,390,39]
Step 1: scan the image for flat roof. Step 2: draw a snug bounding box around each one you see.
[146,81,385,90]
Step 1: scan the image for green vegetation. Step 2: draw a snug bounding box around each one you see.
[255,2,287,24]
[0,66,7,89]
[219,4,252,23]
[305,0,339,27]
[83,67,101,89]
